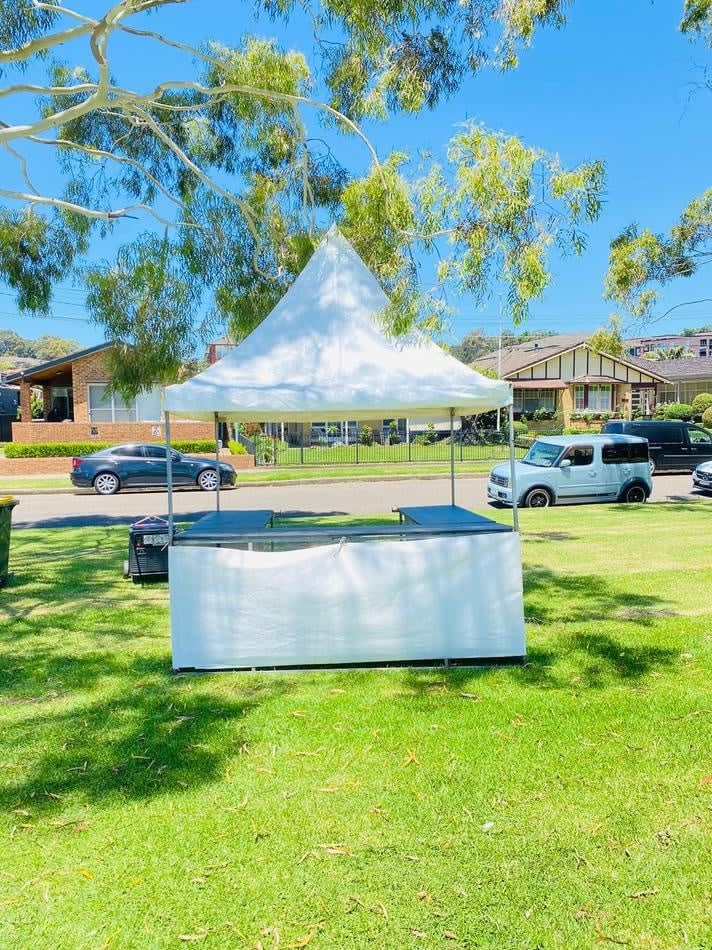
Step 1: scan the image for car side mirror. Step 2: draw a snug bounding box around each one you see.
[559,458,571,468]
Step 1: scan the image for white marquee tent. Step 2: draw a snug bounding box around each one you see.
[162,228,525,671]
[164,227,512,422]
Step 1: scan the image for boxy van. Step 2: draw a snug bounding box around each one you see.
[487,434,651,508]
[602,420,712,474]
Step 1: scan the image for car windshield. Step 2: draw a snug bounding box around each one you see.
[522,440,562,467]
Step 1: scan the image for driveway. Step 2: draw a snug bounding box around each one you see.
[11,472,705,528]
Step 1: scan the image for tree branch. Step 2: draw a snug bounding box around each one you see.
[0,185,195,230]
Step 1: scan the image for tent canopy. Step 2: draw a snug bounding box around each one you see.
[164,228,511,422]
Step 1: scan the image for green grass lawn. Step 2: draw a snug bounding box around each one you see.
[1,504,711,947]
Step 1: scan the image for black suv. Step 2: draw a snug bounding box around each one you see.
[602,420,712,474]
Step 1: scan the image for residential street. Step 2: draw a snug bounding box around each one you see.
[12,472,704,527]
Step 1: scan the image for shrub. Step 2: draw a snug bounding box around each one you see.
[702,406,712,429]
[414,434,428,446]
[691,393,712,419]
[227,441,247,455]
[5,439,220,459]
[512,420,528,435]
[661,402,694,421]
[5,441,113,458]
[532,408,554,421]
[171,439,218,454]
[359,424,374,446]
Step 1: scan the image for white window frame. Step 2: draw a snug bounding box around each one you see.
[574,385,585,411]
[87,383,138,423]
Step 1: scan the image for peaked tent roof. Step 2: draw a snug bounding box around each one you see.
[165,229,511,422]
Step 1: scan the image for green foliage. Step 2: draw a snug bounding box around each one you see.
[5,441,113,458]
[0,210,80,313]
[605,189,712,317]
[226,441,248,456]
[691,392,712,418]
[588,315,625,357]
[5,439,220,458]
[0,329,79,360]
[86,234,201,397]
[702,405,712,427]
[29,390,43,420]
[432,125,604,323]
[359,424,374,446]
[643,345,695,361]
[656,402,694,421]
[33,335,80,361]
[680,0,712,42]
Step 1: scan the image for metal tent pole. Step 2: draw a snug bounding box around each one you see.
[449,407,456,506]
[165,411,174,543]
[508,400,519,533]
[214,412,221,513]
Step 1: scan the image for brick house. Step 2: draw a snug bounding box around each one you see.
[475,334,670,425]
[6,342,213,444]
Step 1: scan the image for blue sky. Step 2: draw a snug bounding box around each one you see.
[3,0,711,349]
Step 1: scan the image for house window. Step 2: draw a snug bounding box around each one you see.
[587,385,612,412]
[574,385,585,411]
[513,389,556,415]
[88,384,137,422]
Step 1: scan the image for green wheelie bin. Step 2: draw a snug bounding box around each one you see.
[0,497,18,588]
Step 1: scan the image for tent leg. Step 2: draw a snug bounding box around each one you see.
[449,407,455,507]
[165,411,174,544]
[508,402,519,533]
[215,413,221,513]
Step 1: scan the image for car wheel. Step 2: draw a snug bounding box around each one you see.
[94,472,120,495]
[649,458,656,476]
[621,484,647,504]
[197,468,219,491]
[523,488,552,509]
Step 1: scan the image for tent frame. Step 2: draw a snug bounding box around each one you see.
[164,405,520,544]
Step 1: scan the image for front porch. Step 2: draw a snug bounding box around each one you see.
[513,378,657,425]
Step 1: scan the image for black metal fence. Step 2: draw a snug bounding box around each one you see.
[249,429,543,467]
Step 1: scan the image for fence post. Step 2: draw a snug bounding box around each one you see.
[408,436,411,463]
[300,440,304,465]
[356,439,359,464]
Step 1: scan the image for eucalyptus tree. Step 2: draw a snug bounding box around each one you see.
[0,0,606,393]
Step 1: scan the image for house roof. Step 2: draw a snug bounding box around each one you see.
[5,342,114,384]
[626,356,712,381]
[474,334,587,376]
[475,333,670,383]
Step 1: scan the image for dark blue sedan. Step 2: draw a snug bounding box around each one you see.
[70,444,237,495]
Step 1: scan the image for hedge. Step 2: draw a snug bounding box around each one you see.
[5,438,229,459]
[702,407,712,429]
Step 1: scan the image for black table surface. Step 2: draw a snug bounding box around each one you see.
[177,509,274,540]
[396,505,509,530]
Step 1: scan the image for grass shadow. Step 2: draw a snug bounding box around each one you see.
[0,651,294,812]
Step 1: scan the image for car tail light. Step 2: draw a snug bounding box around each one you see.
[72,457,81,470]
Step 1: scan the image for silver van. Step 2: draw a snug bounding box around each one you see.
[488,434,652,508]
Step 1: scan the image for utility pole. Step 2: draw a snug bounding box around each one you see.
[496,307,503,431]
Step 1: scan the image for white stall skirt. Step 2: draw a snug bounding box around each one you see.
[169,533,526,671]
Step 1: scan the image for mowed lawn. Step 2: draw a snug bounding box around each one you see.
[1,504,711,948]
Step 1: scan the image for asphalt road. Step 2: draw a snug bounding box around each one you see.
[11,472,705,528]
